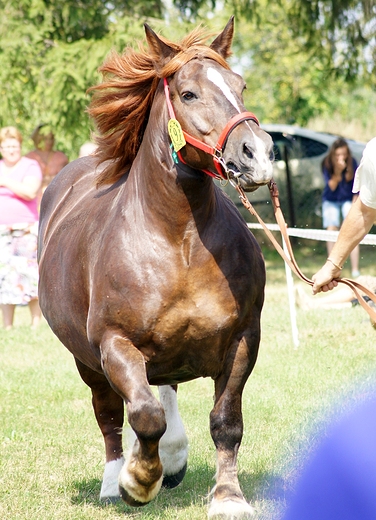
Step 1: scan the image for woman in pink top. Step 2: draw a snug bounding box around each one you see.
[0,126,43,329]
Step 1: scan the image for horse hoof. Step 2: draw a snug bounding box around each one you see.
[162,462,187,489]
[208,497,254,519]
[119,487,149,507]
[100,495,121,505]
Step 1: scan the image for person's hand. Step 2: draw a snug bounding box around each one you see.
[312,261,341,295]
[333,151,347,178]
[336,156,346,170]
[333,150,347,171]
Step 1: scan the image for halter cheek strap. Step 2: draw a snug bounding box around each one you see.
[163,78,260,179]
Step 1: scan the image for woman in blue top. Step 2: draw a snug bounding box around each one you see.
[321,138,359,277]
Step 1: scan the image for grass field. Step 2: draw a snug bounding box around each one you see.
[1,243,376,520]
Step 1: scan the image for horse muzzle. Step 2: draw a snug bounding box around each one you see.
[223,149,274,192]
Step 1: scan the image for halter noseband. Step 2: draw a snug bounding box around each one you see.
[163,78,260,180]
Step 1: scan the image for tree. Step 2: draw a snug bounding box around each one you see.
[1,0,374,159]
[175,0,376,83]
[227,4,342,126]
[172,2,376,131]
[279,0,375,83]
[0,1,164,157]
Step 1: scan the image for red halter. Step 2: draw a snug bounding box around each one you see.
[163,78,260,179]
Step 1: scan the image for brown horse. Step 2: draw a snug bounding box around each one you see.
[38,18,273,519]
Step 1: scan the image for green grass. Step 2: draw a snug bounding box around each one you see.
[1,244,376,519]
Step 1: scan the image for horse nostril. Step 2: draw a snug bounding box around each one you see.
[243,143,254,160]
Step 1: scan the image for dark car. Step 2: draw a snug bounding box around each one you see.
[218,124,366,228]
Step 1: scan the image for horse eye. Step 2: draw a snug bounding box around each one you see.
[182,92,196,101]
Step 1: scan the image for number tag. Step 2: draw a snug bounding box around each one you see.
[168,119,186,152]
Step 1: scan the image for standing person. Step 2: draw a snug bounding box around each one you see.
[284,138,376,520]
[321,138,360,277]
[26,124,69,193]
[0,126,43,329]
[313,137,376,295]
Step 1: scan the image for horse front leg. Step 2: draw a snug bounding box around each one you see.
[100,332,166,507]
[208,333,259,520]
[126,385,189,488]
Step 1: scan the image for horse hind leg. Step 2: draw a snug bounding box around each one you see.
[158,385,188,488]
[74,358,124,503]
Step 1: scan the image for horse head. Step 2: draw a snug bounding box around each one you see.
[145,17,274,192]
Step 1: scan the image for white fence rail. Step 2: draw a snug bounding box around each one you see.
[247,224,376,347]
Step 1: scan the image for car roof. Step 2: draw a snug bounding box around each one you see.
[261,123,366,155]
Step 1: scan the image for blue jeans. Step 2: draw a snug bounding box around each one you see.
[322,200,352,228]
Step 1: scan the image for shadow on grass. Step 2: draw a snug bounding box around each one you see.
[70,478,102,506]
[70,467,214,514]
[71,478,136,514]
[70,465,289,516]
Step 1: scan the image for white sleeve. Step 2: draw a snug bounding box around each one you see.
[353,138,376,209]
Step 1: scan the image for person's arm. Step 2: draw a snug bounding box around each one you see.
[325,158,346,191]
[322,165,340,192]
[312,197,376,294]
[0,160,43,202]
[327,171,342,191]
[0,174,41,200]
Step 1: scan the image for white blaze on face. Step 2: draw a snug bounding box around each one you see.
[207,67,241,113]
[246,120,270,172]
[207,67,271,175]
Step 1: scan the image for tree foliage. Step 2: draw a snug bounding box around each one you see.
[211,0,376,82]
[176,1,376,131]
[0,1,163,157]
[284,0,375,82]
[228,4,342,126]
[0,0,374,159]
[173,0,375,83]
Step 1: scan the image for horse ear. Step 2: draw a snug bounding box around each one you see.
[210,16,234,59]
[144,23,177,67]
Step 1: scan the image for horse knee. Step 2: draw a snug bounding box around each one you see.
[128,399,166,441]
[210,408,243,450]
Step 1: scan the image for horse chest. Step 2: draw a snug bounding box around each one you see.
[103,241,252,344]
[156,291,237,342]
[144,261,246,345]
[142,288,240,383]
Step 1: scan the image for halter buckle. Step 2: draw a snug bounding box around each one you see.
[213,148,223,159]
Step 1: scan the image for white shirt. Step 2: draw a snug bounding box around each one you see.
[353,137,376,209]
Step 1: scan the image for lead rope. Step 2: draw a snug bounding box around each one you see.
[233,180,376,323]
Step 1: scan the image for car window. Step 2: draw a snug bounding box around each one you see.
[267,132,329,160]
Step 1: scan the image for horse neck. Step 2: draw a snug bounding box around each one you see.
[128,87,218,236]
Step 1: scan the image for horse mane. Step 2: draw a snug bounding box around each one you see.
[88,27,231,186]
